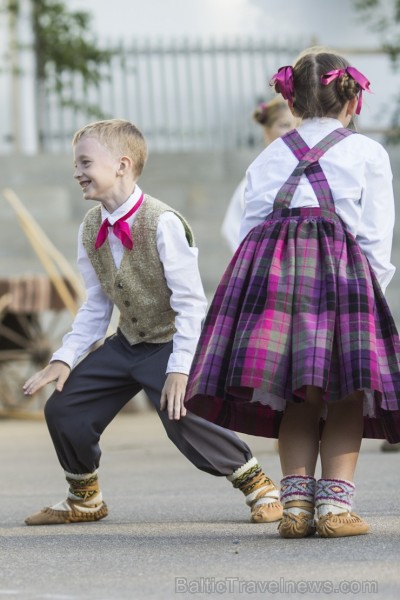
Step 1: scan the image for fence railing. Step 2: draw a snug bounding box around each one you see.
[41,37,307,152]
[1,36,396,153]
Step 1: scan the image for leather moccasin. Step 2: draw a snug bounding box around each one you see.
[25,500,108,526]
[316,512,369,538]
[278,511,316,538]
[251,500,283,523]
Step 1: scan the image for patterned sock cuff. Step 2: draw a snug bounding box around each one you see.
[227,457,278,503]
[226,457,258,483]
[315,478,355,512]
[64,470,98,480]
[65,470,100,502]
[280,475,316,505]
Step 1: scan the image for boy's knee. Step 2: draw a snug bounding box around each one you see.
[44,392,66,426]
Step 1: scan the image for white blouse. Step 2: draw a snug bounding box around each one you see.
[221,176,246,253]
[51,185,208,374]
[241,118,395,294]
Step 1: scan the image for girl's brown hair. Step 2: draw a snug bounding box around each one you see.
[272,49,360,119]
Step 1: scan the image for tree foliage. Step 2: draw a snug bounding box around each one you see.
[353,0,400,143]
[354,0,400,63]
[1,0,113,147]
[30,0,111,87]
[2,1,111,81]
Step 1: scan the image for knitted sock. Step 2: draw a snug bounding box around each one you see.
[51,471,104,513]
[315,478,355,517]
[280,475,316,516]
[227,457,279,507]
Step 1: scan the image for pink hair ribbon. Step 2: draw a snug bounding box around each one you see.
[269,66,294,102]
[320,66,372,115]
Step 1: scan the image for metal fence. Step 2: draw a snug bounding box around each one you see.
[42,37,307,152]
[1,30,396,155]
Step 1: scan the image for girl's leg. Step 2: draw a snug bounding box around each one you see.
[316,391,368,537]
[279,386,323,476]
[320,391,364,480]
[278,386,323,538]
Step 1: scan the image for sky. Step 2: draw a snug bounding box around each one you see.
[68,0,381,47]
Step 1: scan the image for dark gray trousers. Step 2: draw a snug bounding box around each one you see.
[45,331,252,476]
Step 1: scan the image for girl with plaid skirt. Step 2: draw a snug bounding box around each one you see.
[185,48,400,539]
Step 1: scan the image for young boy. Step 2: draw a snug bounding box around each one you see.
[23,119,282,526]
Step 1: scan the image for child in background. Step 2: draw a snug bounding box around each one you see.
[22,119,282,526]
[185,48,400,538]
[221,97,296,253]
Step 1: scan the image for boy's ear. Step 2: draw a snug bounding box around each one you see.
[117,155,133,175]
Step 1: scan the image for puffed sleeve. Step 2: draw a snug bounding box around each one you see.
[356,144,396,294]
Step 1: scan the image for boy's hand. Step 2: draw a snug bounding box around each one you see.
[22,361,71,396]
[160,372,188,420]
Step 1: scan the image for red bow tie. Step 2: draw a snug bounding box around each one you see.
[95,194,144,250]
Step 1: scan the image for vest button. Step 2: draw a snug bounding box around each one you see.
[131,317,138,323]
[139,331,146,337]
[124,300,130,307]
[117,282,123,289]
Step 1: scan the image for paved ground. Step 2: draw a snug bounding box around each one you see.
[0,411,399,600]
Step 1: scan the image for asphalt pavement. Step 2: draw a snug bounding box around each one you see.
[0,411,399,600]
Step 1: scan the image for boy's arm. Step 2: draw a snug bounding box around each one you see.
[51,224,114,368]
[156,211,208,419]
[23,224,113,396]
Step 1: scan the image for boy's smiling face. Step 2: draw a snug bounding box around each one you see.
[73,136,121,204]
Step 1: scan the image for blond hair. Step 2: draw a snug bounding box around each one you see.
[72,119,148,178]
[252,96,290,127]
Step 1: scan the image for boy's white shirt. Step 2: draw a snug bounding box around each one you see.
[242,117,396,294]
[51,185,208,374]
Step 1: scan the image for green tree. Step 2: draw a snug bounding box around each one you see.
[354,0,400,62]
[354,0,400,141]
[30,0,110,89]
[2,0,112,149]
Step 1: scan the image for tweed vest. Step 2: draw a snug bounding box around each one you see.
[82,194,194,345]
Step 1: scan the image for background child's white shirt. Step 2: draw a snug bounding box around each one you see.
[221,176,246,253]
[51,186,208,373]
[241,117,395,294]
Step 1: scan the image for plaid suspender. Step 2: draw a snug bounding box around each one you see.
[273,128,355,211]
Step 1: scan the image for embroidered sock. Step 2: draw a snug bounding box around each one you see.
[315,478,355,517]
[51,471,103,513]
[280,475,316,517]
[227,457,279,507]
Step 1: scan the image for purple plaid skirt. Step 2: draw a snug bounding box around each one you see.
[185,206,400,441]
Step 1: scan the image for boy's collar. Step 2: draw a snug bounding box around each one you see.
[101,185,143,223]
